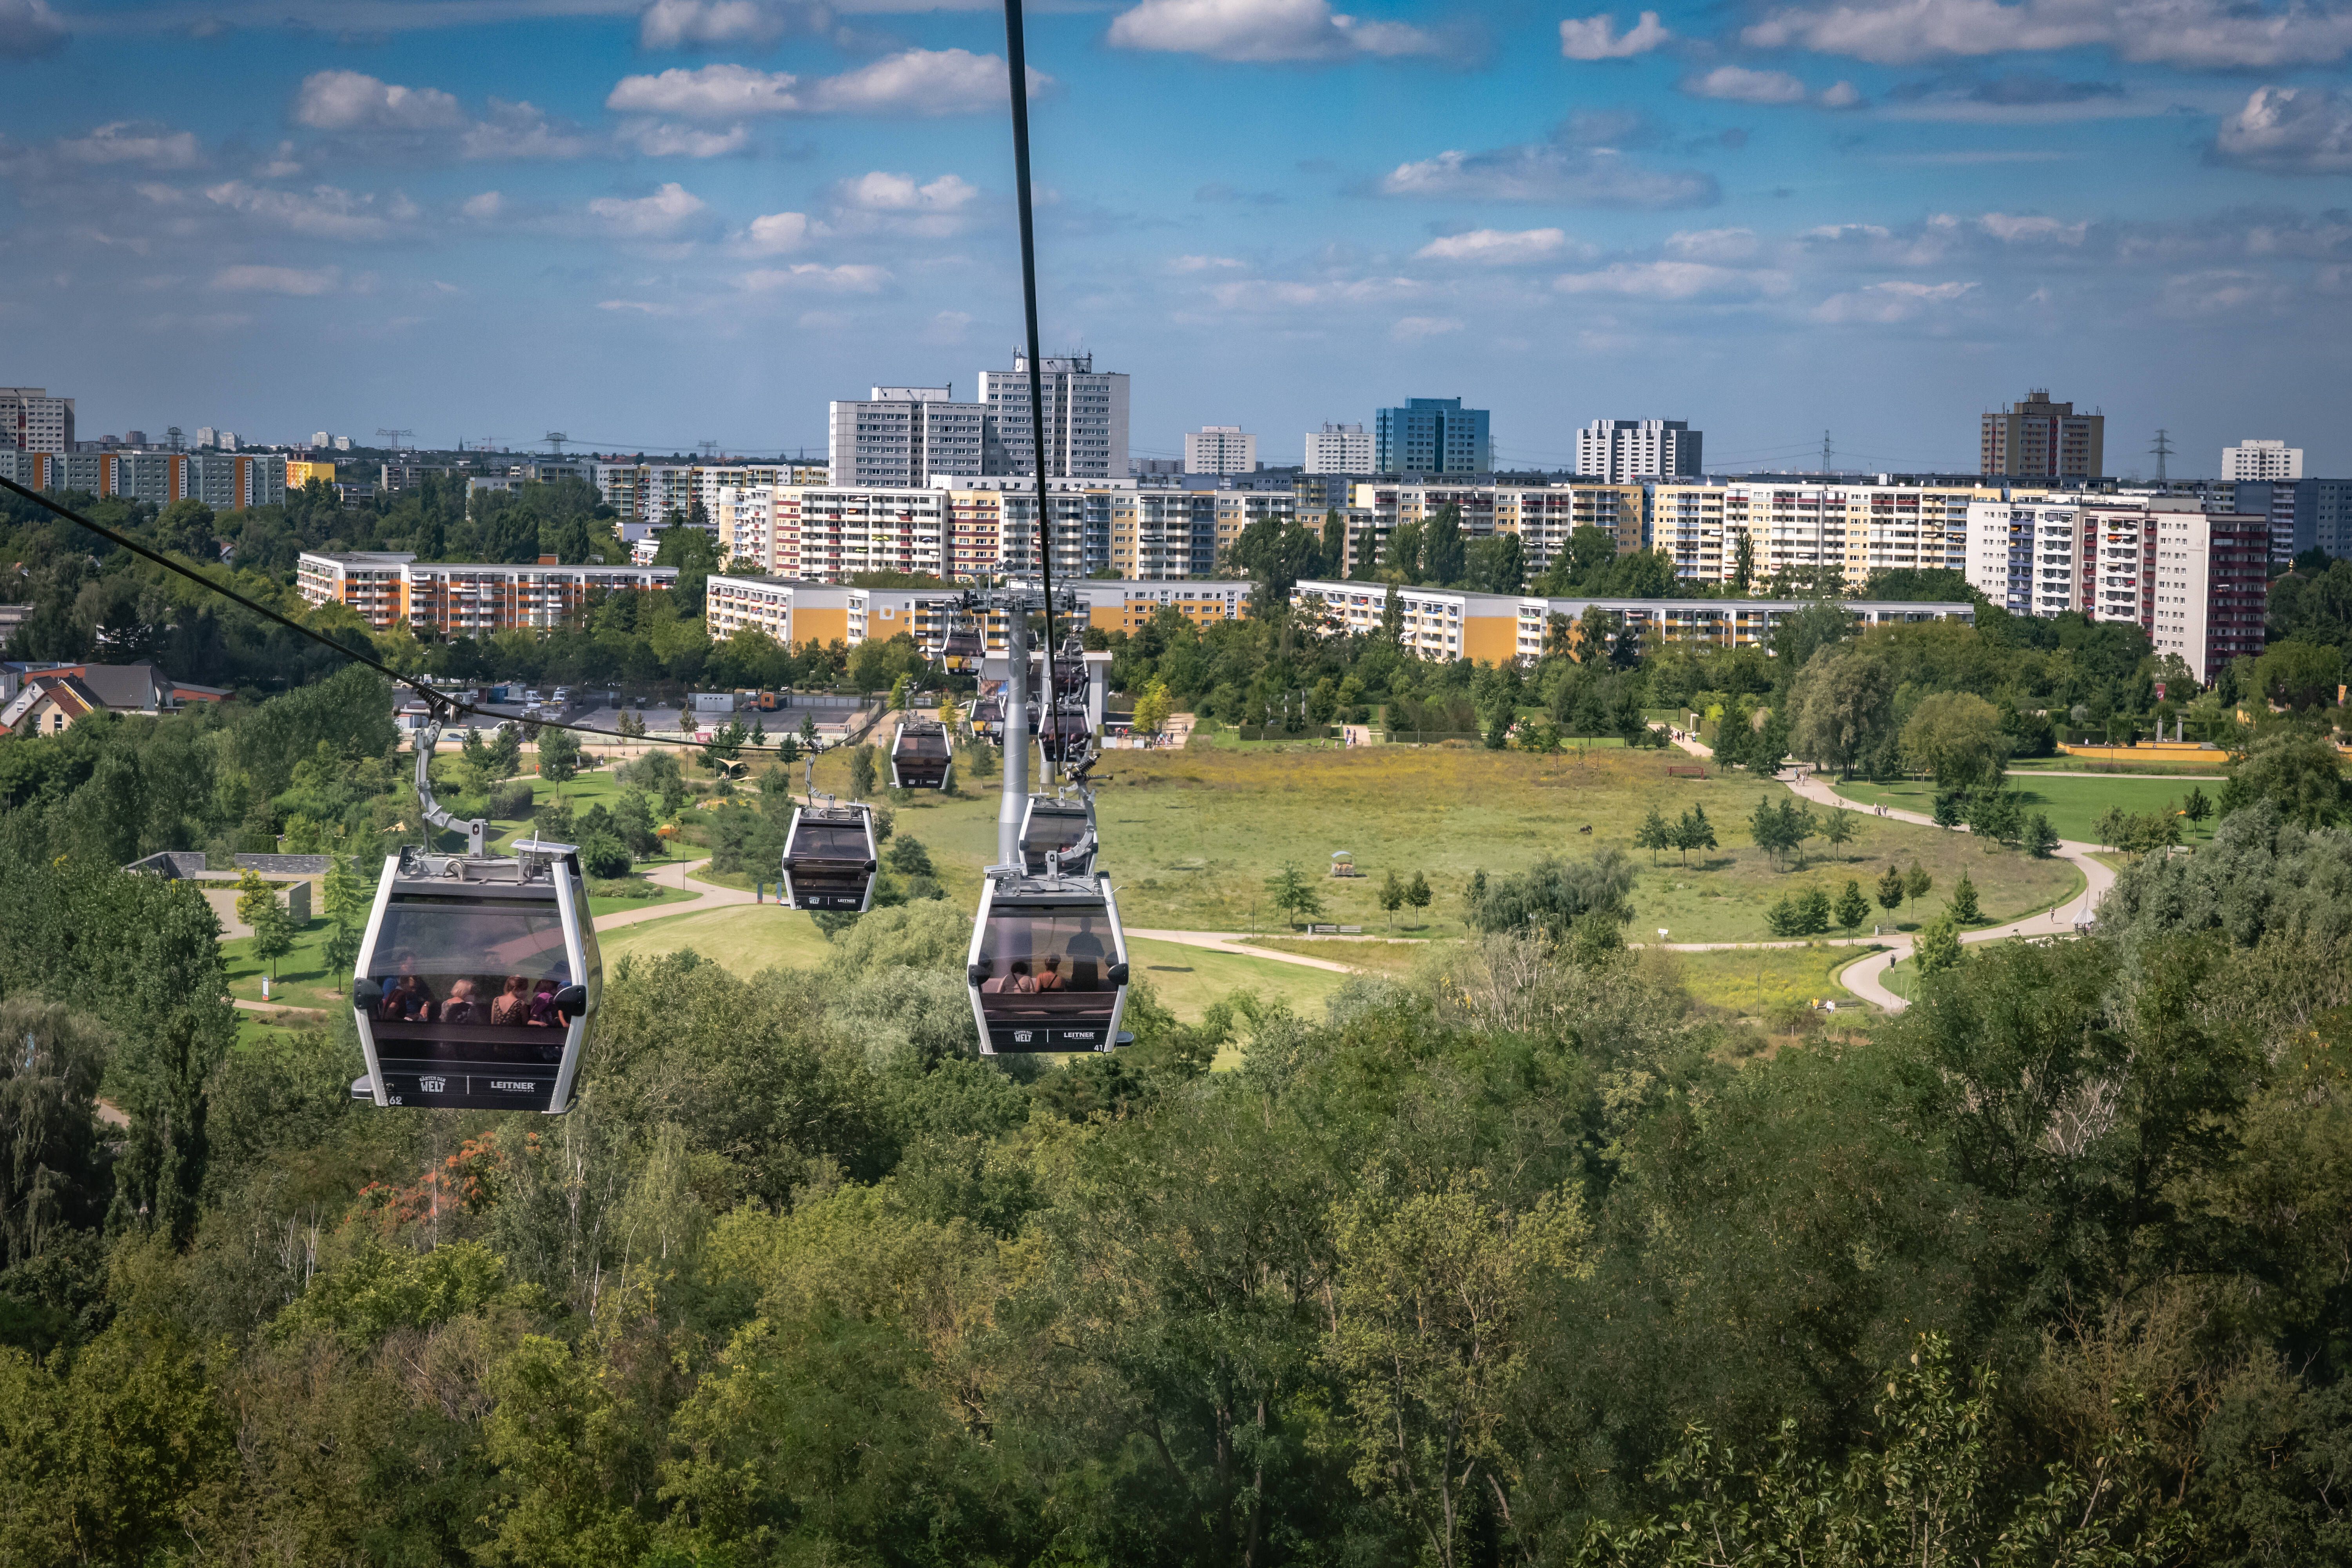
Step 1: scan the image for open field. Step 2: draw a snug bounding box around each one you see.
[1640,944,1882,1016]
[768,744,2083,944]
[222,918,338,1007]
[1127,938,1350,1022]
[1249,936,1440,976]
[2009,755,2226,774]
[1827,775,2215,848]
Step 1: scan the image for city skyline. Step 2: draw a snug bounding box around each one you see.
[2,0,2348,474]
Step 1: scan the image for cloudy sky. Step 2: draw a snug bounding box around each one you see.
[2,0,2348,473]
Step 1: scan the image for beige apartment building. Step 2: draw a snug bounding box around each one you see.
[1651,479,1996,589]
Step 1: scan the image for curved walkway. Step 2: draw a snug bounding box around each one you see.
[592,856,759,933]
[1128,927,1362,975]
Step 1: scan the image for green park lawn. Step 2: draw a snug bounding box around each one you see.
[221,918,340,1009]
[741,742,2082,946]
[1248,936,1441,977]
[1642,943,1884,1016]
[1828,774,2216,848]
[1125,938,1350,1023]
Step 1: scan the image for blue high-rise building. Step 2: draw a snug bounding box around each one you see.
[1374,397,1490,475]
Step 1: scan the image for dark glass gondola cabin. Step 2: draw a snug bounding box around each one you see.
[890,716,953,791]
[965,869,1129,1053]
[781,802,878,911]
[350,840,601,1113]
[1018,792,1096,878]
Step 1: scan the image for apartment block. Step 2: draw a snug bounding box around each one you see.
[2154,508,2270,683]
[829,387,987,487]
[1304,422,1372,475]
[1185,426,1257,476]
[1375,397,1490,475]
[2234,478,2352,565]
[704,575,1252,651]
[1964,498,2090,617]
[1982,389,2104,479]
[1654,479,1987,589]
[297,552,675,636]
[771,487,951,581]
[1577,418,1702,484]
[1292,579,1973,665]
[2222,439,2301,481]
[1108,489,1292,579]
[0,388,74,454]
[978,353,1130,479]
[0,450,285,510]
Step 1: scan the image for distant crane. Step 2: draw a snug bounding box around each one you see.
[698,439,719,460]
[466,436,500,455]
[375,428,415,452]
[543,431,569,456]
[2150,428,2173,483]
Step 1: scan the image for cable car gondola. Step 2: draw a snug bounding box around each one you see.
[972,693,1007,745]
[933,608,985,671]
[890,714,953,791]
[781,797,879,911]
[349,719,601,1113]
[966,865,1129,1053]
[1019,788,1097,878]
[1036,702,1093,770]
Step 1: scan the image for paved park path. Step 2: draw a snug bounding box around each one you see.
[592,856,759,933]
[1651,729,2115,1012]
[1127,928,1362,975]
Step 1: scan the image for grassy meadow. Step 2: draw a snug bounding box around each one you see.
[1827,773,2216,848]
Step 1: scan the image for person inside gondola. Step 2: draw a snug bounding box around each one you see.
[385,966,435,1023]
[441,978,483,1024]
[529,979,562,1026]
[492,975,530,1025]
[1064,932,1104,990]
[1034,955,1065,992]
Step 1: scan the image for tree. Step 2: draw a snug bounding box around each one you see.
[2254,637,2345,710]
[1264,862,1325,929]
[1132,677,1173,739]
[1836,878,1870,935]
[1901,691,2010,789]
[1967,786,2024,848]
[1823,805,1858,858]
[1423,504,1466,586]
[1750,794,1789,866]
[889,673,911,711]
[1913,910,1964,974]
[1635,804,1671,866]
[1949,868,1980,923]
[321,852,370,976]
[1798,884,1833,935]
[2223,725,2347,827]
[537,724,582,783]
[1904,860,1932,912]
[2183,784,2213,824]
[1405,869,1433,923]
[2025,811,2060,858]
[1732,530,1756,592]
[1462,849,1635,946]
[849,743,878,800]
[235,868,294,980]
[1877,862,1906,916]
[1379,869,1405,929]
[1327,1175,1589,1568]
[1674,805,1716,867]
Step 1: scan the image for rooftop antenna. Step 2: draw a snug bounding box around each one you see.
[2150,428,2172,483]
[376,428,415,452]
[543,431,569,456]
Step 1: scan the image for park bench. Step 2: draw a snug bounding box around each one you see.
[1666,765,1708,779]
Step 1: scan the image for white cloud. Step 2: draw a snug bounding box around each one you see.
[460,100,596,160]
[293,70,465,132]
[606,49,1037,120]
[1382,144,1717,207]
[806,48,1045,114]
[1390,315,1462,339]
[1979,211,2087,243]
[638,0,817,49]
[1204,274,1424,310]
[597,298,681,314]
[1552,260,1793,298]
[0,0,69,58]
[1665,225,1760,261]
[1812,278,1976,321]
[204,181,411,240]
[741,210,814,252]
[835,171,977,211]
[1742,0,2352,68]
[1818,80,1864,107]
[462,191,504,219]
[1559,10,1670,58]
[588,181,708,237]
[2159,268,2291,316]
[56,123,201,169]
[1415,227,1577,265]
[607,63,802,118]
[2214,86,2352,175]
[212,264,341,295]
[1171,254,1247,270]
[738,262,891,292]
[624,120,753,157]
[1683,65,1811,103]
[1107,0,1441,62]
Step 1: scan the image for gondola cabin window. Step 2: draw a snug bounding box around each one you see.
[368,896,576,1045]
[973,903,1120,1050]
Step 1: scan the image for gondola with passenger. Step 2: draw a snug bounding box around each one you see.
[350,716,602,1113]
[890,714,953,791]
[1036,701,1093,770]
[966,864,1129,1054]
[1019,787,1097,878]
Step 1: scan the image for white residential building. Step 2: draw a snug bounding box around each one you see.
[1185,425,1257,475]
[2222,439,2303,481]
[1304,422,1373,475]
[0,388,75,454]
[978,353,1129,479]
[1577,418,1702,484]
[1964,499,2088,618]
[828,386,988,487]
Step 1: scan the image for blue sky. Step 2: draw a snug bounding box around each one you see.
[3,0,2350,474]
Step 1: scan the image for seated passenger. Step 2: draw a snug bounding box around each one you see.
[528,981,561,1027]
[385,973,435,1022]
[1033,956,1066,992]
[1064,933,1105,990]
[492,975,531,1025]
[1006,959,1035,994]
[441,978,483,1024]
